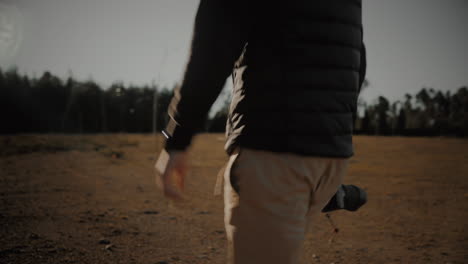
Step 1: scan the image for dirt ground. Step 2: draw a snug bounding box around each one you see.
[0,134,467,264]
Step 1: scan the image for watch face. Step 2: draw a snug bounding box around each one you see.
[0,2,23,65]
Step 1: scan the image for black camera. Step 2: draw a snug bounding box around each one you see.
[322,184,367,213]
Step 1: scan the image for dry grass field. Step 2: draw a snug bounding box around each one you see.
[1,134,467,264]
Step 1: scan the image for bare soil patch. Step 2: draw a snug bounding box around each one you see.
[1,134,467,263]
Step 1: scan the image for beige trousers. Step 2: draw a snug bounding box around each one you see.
[222,148,349,264]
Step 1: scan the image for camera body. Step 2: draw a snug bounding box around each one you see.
[322,184,367,213]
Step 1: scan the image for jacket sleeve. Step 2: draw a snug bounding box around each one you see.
[358,42,367,93]
[353,34,366,127]
[163,0,249,151]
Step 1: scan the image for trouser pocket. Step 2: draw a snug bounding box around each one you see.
[214,147,242,196]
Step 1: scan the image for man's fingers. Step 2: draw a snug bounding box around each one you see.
[163,184,185,201]
[154,149,189,201]
[160,166,185,199]
[176,167,186,192]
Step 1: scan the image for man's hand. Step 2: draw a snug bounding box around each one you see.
[155,149,189,201]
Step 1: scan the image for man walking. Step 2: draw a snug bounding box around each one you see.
[157,1,366,263]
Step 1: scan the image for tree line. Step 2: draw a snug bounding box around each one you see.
[1,68,171,134]
[355,84,468,137]
[1,67,467,136]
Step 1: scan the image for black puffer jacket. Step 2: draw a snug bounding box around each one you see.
[226,1,365,157]
[164,0,366,158]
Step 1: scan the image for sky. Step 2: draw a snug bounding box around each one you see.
[1,0,467,107]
